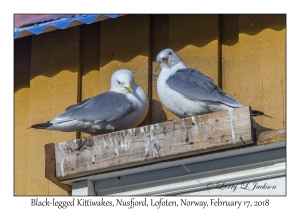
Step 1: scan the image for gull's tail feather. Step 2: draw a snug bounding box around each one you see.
[252,110,272,118]
[30,121,53,129]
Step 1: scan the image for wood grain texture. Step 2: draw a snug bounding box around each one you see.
[257,128,286,145]
[54,106,253,181]
[45,143,72,191]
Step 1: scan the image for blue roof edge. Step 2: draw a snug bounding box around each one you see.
[14,14,120,39]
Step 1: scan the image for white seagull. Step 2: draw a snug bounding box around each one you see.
[31,69,149,135]
[156,48,268,118]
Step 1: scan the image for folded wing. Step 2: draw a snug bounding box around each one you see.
[51,91,137,124]
[166,68,242,108]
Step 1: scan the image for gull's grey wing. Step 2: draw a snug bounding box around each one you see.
[51,91,137,124]
[166,68,242,108]
[65,98,91,111]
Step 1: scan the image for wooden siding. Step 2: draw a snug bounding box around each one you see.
[14,36,31,195]
[14,14,286,195]
[221,15,286,130]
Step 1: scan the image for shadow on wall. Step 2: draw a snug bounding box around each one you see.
[153,14,286,56]
[221,14,286,47]
[253,119,272,132]
[150,99,168,124]
[14,36,31,92]
[237,14,286,36]
[14,14,286,92]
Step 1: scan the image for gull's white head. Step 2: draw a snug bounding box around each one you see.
[110,69,135,94]
[156,48,183,70]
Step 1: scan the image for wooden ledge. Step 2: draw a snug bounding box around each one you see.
[46,106,255,183]
[45,143,72,191]
[45,106,287,192]
[257,128,286,145]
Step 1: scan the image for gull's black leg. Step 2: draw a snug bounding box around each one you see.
[183,111,189,118]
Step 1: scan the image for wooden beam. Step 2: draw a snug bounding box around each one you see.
[53,106,254,181]
[44,143,72,191]
[256,128,286,145]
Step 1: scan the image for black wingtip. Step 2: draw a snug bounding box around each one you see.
[29,121,53,129]
[252,110,272,118]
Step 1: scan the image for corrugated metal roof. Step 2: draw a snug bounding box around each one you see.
[14,14,124,39]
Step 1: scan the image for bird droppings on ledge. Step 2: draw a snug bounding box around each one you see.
[127,129,133,135]
[181,118,189,143]
[114,147,119,156]
[228,109,236,144]
[140,126,145,133]
[53,107,254,181]
[92,155,95,164]
[191,116,198,134]
[102,137,108,149]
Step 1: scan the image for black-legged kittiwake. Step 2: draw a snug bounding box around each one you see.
[31,69,149,135]
[156,48,269,118]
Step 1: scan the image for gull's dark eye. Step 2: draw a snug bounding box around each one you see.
[159,61,161,64]
[117,81,120,84]
[169,52,172,55]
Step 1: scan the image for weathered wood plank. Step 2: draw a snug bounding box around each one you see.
[54,106,253,181]
[45,143,72,191]
[256,128,286,145]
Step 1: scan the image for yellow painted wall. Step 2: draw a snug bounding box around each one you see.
[14,36,31,195]
[80,22,101,138]
[14,14,286,195]
[167,14,220,120]
[99,14,151,126]
[151,14,220,122]
[28,26,80,195]
[222,14,286,130]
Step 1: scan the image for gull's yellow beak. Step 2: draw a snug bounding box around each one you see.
[126,85,133,94]
[161,57,168,62]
